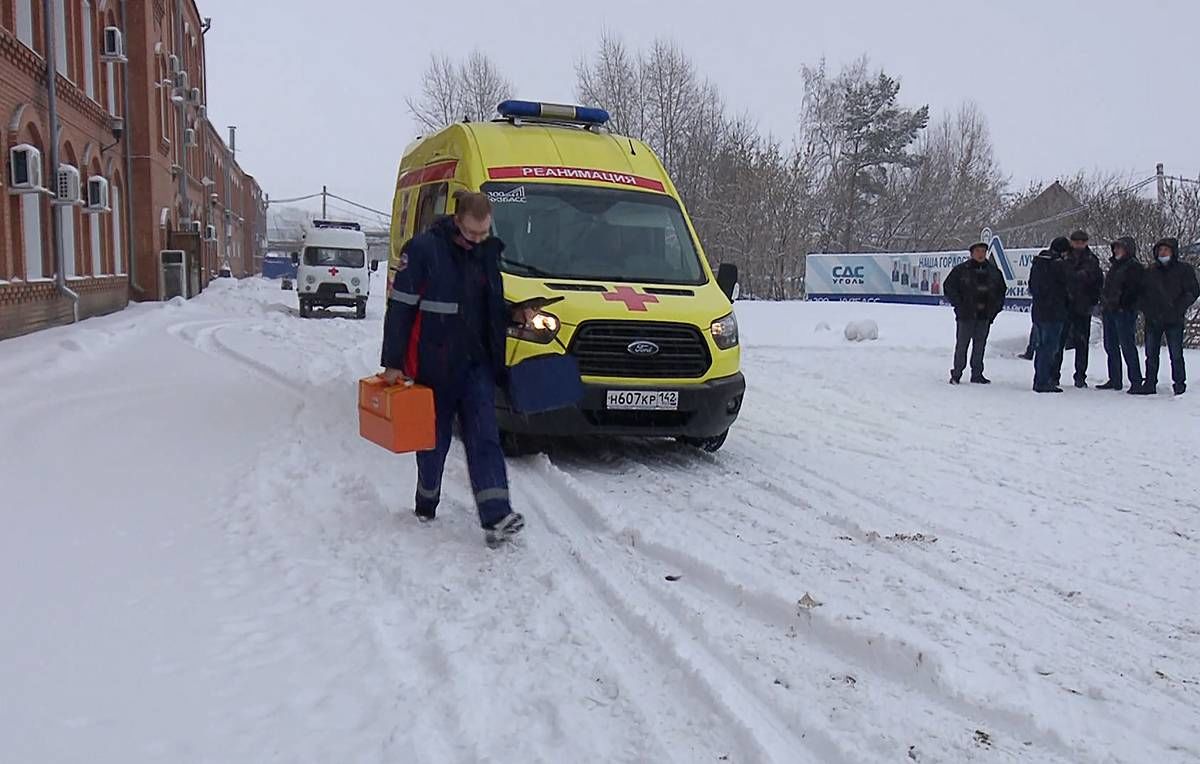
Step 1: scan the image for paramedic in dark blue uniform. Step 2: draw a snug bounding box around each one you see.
[380,191,524,546]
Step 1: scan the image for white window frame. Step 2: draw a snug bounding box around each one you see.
[81,0,96,99]
[22,193,44,280]
[89,210,103,274]
[16,0,35,48]
[53,0,69,78]
[112,185,124,274]
[59,206,77,278]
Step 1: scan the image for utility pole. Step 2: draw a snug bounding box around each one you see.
[1156,163,1166,208]
[322,185,328,218]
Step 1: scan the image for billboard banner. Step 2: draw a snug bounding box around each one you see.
[806,233,1035,309]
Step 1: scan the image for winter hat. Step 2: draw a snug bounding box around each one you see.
[1050,236,1072,255]
[1070,229,1090,242]
[968,242,988,254]
[1153,237,1179,259]
[1110,236,1138,258]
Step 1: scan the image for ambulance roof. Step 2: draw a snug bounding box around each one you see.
[404,120,675,195]
[302,224,366,249]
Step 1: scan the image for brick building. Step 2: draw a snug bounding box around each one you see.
[1,0,265,340]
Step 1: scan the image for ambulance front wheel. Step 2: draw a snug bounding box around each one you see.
[679,429,729,453]
[355,300,367,320]
[298,298,311,318]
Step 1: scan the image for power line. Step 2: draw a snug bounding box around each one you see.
[327,192,391,218]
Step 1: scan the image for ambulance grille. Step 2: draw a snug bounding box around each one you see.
[570,321,711,379]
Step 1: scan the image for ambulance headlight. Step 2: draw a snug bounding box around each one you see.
[508,310,561,344]
[306,275,316,284]
[351,277,361,286]
[710,313,739,349]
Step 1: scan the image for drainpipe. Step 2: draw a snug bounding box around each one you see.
[173,0,190,289]
[119,0,143,295]
[43,0,80,322]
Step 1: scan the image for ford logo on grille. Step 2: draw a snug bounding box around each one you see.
[627,340,660,356]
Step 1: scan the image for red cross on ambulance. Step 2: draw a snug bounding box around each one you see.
[603,286,659,312]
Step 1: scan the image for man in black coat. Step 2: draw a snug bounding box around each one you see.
[1028,239,1071,393]
[1057,230,1104,388]
[1131,237,1200,396]
[943,242,1008,384]
[1096,236,1143,391]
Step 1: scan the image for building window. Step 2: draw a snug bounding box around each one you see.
[158,57,169,141]
[53,0,69,77]
[16,0,34,48]
[112,184,124,274]
[81,0,96,99]
[21,193,44,280]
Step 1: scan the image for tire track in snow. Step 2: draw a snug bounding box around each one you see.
[586,435,1196,756]
[515,456,855,764]
[531,453,1082,761]
[172,311,728,761]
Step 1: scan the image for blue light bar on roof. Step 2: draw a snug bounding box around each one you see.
[497,100,610,126]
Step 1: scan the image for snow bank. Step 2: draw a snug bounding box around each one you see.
[843,319,880,342]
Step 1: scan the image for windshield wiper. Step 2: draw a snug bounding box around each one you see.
[500,258,557,278]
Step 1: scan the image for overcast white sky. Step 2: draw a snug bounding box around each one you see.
[200,0,1198,216]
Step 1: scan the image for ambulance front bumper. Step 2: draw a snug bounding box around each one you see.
[497,372,745,439]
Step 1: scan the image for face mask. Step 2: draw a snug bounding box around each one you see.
[1159,256,1172,265]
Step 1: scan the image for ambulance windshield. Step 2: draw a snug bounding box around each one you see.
[485,183,706,285]
[303,247,365,269]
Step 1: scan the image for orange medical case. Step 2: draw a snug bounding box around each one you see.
[358,376,437,453]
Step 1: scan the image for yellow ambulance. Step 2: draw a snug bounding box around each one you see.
[388,100,744,452]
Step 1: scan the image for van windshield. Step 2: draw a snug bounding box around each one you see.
[304,247,365,268]
[483,183,707,285]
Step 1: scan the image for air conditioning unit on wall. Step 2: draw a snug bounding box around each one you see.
[102,27,128,63]
[56,166,83,205]
[8,144,45,192]
[87,176,111,212]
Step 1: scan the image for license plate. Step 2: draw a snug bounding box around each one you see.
[606,390,679,411]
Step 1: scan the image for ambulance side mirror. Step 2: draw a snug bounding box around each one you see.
[717,263,739,302]
[290,252,299,266]
[370,260,379,272]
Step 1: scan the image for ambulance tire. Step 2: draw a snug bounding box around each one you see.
[679,429,728,453]
[500,430,542,457]
[298,299,309,318]
[355,300,367,320]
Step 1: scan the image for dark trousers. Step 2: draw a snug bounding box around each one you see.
[1101,310,1142,388]
[1024,326,1036,356]
[1145,323,1186,388]
[1055,314,1092,384]
[953,319,991,377]
[1033,322,1065,389]
[415,363,511,527]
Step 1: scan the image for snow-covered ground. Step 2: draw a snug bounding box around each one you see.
[2,276,1197,763]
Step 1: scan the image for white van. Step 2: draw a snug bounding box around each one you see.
[292,220,377,319]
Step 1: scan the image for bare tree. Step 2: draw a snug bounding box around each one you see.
[575,31,647,138]
[406,50,513,131]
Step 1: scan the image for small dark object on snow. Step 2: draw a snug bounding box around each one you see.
[974,730,992,747]
[665,574,682,582]
[886,533,938,543]
[836,535,853,542]
[798,592,823,610]
[908,745,919,761]
[773,678,790,689]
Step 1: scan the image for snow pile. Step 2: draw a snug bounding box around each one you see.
[843,318,880,341]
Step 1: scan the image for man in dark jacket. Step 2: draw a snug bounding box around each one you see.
[380,191,525,546]
[1131,237,1200,396]
[1097,236,1143,391]
[1028,239,1071,393]
[943,242,1008,384]
[1058,230,1104,387]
